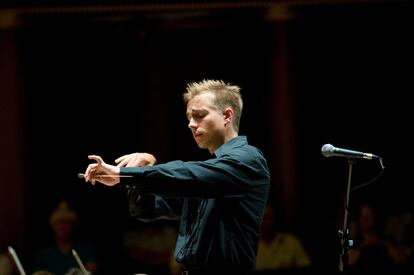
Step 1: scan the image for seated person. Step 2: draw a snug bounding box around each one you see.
[254,204,312,273]
[348,203,407,274]
[123,220,178,275]
[0,249,13,275]
[33,200,98,275]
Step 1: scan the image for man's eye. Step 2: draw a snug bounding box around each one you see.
[188,111,207,121]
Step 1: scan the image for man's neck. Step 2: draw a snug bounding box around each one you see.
[224,130,238,143]
[209,131,238,154]
[56,239,72,254]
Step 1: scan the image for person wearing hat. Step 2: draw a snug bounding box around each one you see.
[32,200,98,275]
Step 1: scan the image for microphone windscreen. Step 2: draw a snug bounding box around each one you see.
[321,144,335,157]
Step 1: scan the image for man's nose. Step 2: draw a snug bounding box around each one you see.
[188,118,197,129]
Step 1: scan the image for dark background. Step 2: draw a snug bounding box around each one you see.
[1,1,413,274]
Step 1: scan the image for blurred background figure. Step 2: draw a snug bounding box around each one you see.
[122,220,178,275]
[253,204,312,274]
[32,200,98,275]
[0,246,13,275]
[348,202,408,274]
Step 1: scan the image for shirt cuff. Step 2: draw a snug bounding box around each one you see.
[119,167,140,190]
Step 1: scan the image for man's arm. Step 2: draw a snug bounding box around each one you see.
[127,191,181,222]
[119,152,269,199]
[115,153,181,221]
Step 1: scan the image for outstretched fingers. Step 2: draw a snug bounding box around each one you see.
[115,155,129,167]
[84,155,104,184]
[88,155,103,164]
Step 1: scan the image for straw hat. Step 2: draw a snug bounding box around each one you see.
[49,200,78,225]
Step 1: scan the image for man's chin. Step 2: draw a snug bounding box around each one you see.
[195,141,207,149]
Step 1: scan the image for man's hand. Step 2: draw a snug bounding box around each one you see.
[84,155,121,186]
[115,153,157,167]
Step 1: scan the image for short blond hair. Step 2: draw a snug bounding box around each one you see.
[183,79,243,132]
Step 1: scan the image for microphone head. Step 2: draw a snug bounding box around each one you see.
[321,144,335,157]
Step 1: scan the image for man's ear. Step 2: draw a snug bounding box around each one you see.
[223,107,234,126]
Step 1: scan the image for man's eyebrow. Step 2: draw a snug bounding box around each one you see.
[188,108,205,114]
[186,108,207,118]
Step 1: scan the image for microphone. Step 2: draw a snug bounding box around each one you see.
[321,144,380,160]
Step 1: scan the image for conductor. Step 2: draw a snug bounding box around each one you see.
[82,79,270,274]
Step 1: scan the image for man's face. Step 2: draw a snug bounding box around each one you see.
[186,93,226,153]
[52,219,74,240]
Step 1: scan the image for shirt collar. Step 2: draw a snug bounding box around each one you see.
[213,135,247,158]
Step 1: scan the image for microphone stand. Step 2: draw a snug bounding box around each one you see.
[338,159,354,274]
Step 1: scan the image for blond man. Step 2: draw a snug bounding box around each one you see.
[83,79,270,274]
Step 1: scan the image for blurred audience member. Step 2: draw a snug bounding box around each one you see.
[0,247,13,275]
[385,204,414,273]
[254,204,312,273]
[384,210,412,247]
[123,220,178,275]
[33,200,98,275]
[348,203,407,274]
[403,219,414,272]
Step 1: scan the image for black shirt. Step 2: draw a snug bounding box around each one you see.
[120,136,270,272]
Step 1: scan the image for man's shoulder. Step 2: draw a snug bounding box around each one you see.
[222,144,269,175]
[231,141,266,159]
[225,136,263,152]
[214,136,269,169]
[35,244,59,258]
